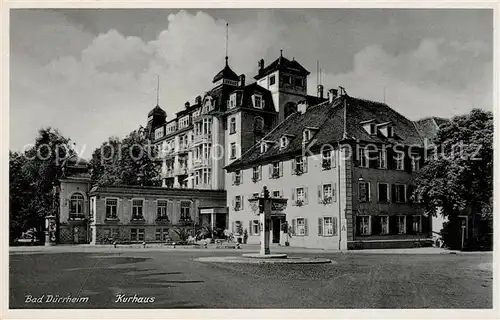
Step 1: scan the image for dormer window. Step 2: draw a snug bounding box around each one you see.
[253,94,263,109]
[370,123,376,135]
[303,129,311,142]
[387,126,393,138]
[261,142,268,153]
[377,122,394,138]
[280,136,288,149]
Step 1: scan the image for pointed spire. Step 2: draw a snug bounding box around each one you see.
[225,23,229,65]
[156,74,160,106]
[278,49,283,65]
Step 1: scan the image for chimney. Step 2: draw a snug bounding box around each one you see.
[195,96,202,105]
[328,89,338,103]
[258,59,264,72]
[185,101,190,109]
[297,100,308,114]
[338,86,347,96]
[317,85,324,99]
[239,74,246,87]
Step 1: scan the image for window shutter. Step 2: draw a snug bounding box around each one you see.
[304,187,309,205]
[355,216,361,236]
[167,200,173,220]
[241,196,244,210]
[303,157,308,173]
[333,182,337,202]
[372,216,381,235]
[259,166,262,180]
[391,184,396,203]
[249,220,252,235]
[317,185,323,203]
[304,218,308,236]
[232,221,235,233]
[404,150,412,173]
[367,183,371,202]
[291,219,296,235]
[407,185,414,204]
[232,197,236,209]
[387,148,395,170]
[291,188,296,204]
[291,159,296,175]
[389,215,398,235]
[279,162,283,177]
[318,218,323,236]
[268,164,273,178]
[406,216,413,234]
[232,173,235,185]
[333,217,338,236]
[332,151,337,168]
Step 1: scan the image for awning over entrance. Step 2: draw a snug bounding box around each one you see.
[199,207,228,215]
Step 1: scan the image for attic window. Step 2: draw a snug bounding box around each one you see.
[303,129,311,142]
[387,126,393,138]
[280,136,289,149]
[261,142,268,153]
[229,93,237,109]
[253,94,263,109]
[370,123,377,135]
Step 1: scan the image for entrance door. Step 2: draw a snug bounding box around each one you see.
[73,226,79,244]
[272,218,281,243]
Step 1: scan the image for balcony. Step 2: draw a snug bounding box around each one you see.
[193,133,212,145]
[193,158,212,169]
[178,144,190,153]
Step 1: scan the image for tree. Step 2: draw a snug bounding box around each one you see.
[90,128,162,186]
[9,128,74,243]
[413,109,493,248]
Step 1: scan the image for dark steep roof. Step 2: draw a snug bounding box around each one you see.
[226,95,424,171]
[255,56,310,80]
[213,58,239,83]
[148,105,166,117]
[224,82,277,114]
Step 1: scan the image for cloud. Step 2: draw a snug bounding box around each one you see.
[10,10,492,160]
[312,38,492,120]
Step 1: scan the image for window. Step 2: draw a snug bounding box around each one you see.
[131,228,145,241]
[322,150,332,169]
[269,75,276,85]
[229,94,237,109]
[229,117,236,134]
[272,190,281,198]
[378,183,389,202]
[234,196,242,211]
[378,149,387,169]
[393,184,406,203]
[380,216,389,235]
[295,77,304,87]
[253,95,263,109]
[318,183,335,204]
[369,123,377,135]
[230,142,237,159]
[252,166,261,182]
[233,170,241,185]
[359,182,370,202]
[271,162,281,178]
[105,198,118,219]
[318,217,337,236]
[358,147,369,168]
[261,142,268,153]
[387,126,394,138]
[397,216,406,234]
[303,129,311,142]
[251,220,260,235]
[180,201,191,221]
[296,187,305,205]
[132,200,144,220]
[294,156,304,174]
[395,152,404,170]
[359,216,371,235]
[69,193,84,217]
[252,117,264,133]
[157,200,168,219]
[90,198,95,220]
[280,136,288,149]
[411,153,421,171]
[155,228,170,241]
[155,127,164,140]
[412,215,422,233]
[296,218,306,236]
[282,75,291,84]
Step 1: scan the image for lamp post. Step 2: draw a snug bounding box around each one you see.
[259,186,271,255]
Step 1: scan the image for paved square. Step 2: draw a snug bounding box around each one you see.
[9,248,492,308]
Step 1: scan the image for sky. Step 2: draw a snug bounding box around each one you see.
[10,9,493,159]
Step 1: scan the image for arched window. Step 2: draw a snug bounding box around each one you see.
[69,193,84,216]
[284,102,297,119]
[229,117,237,134]
[253,116,264,132]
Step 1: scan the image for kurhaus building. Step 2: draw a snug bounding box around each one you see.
[54,49,440,248]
